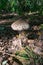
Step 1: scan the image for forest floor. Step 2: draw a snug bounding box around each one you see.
[0,13,43,65]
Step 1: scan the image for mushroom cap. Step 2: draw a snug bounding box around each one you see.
[11,19,29,31]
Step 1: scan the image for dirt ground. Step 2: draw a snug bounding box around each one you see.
[0,13,43,65]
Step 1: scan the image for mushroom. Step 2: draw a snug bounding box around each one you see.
[11,19,29,39]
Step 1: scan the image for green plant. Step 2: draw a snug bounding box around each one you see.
[15,46,43,65]
[0,0,43,15]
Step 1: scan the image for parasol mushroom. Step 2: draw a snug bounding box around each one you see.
[11,19,29,38]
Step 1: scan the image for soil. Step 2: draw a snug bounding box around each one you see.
[0,13,43,65]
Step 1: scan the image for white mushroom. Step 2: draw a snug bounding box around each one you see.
[11,19,29,47]
[11,19,29,31]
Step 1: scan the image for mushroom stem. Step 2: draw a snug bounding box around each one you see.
[18,31,26,39]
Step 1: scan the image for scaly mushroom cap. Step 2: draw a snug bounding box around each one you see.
[11,19,29,31]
